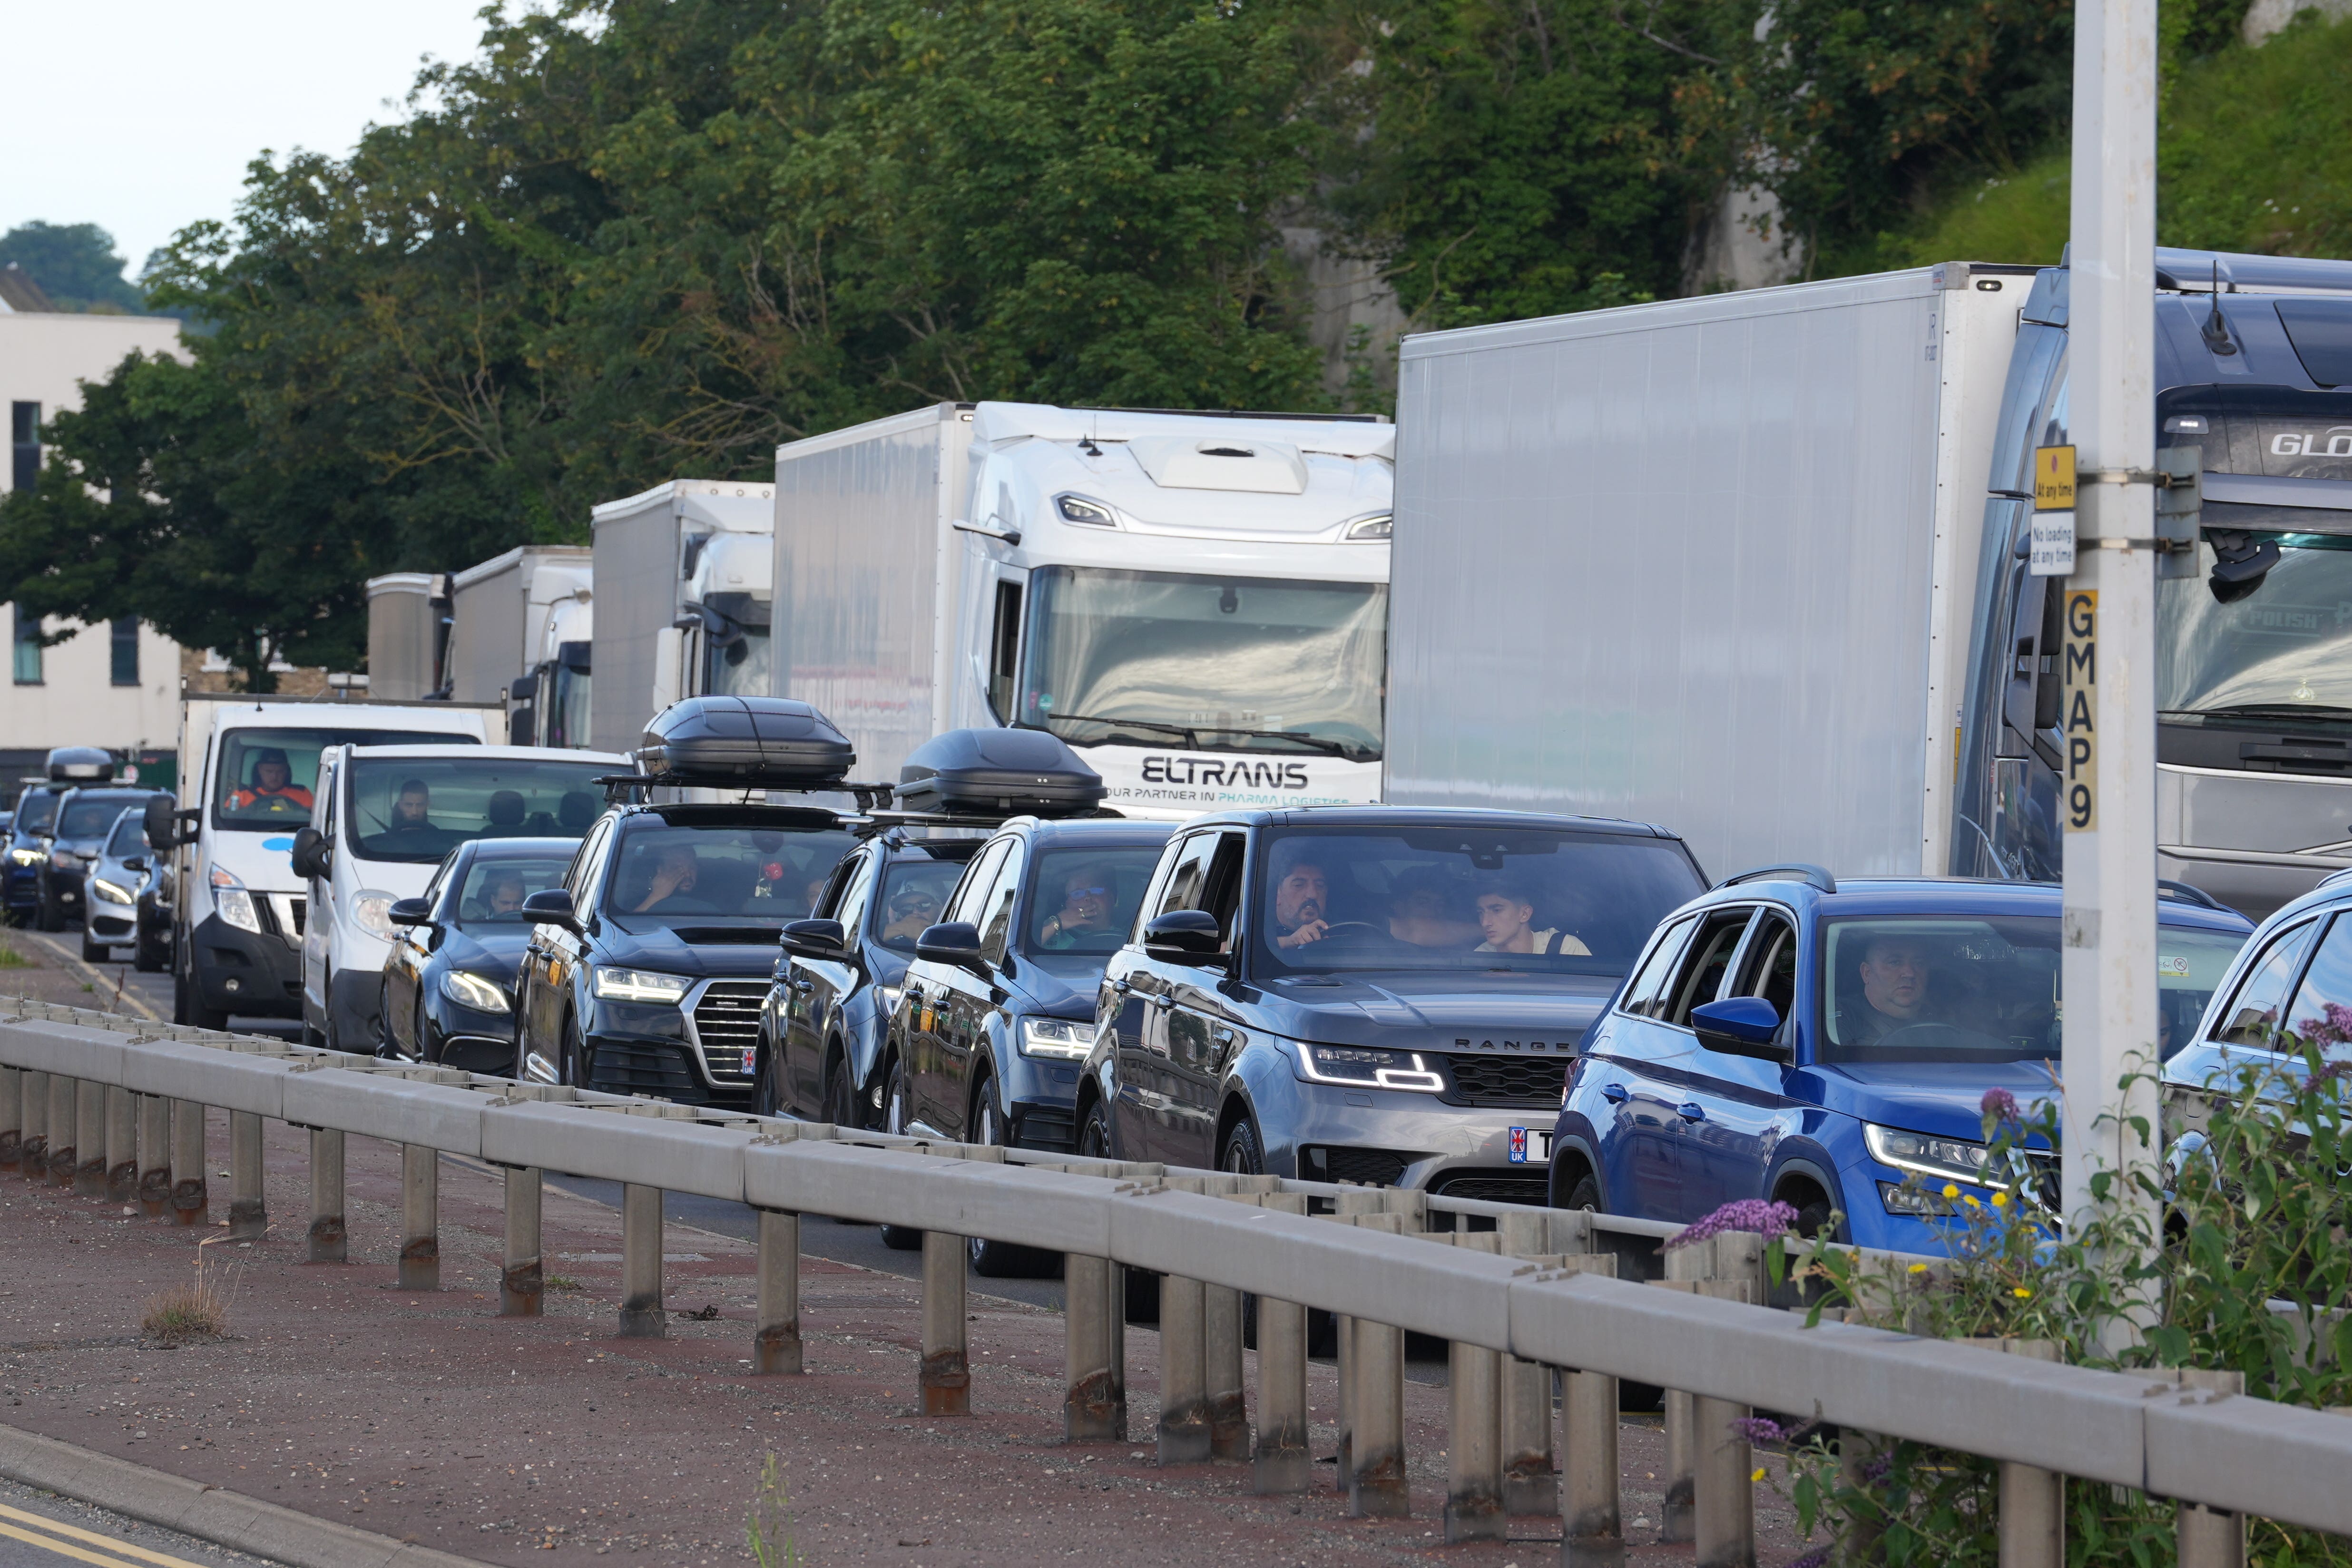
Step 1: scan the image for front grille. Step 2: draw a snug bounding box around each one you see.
[1431,1170,1552,1206]
[1443,1054,1570,1109]
[1012,1104,1077,1154]
[588,1040,706,1103]
[1299,1145,1414,1186]
[692,981,768,1081]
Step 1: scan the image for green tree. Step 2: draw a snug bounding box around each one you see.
[0,221,147,313]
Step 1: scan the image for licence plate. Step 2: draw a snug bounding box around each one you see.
[1507,1127,1553,1165]
[739,1048,756,1077]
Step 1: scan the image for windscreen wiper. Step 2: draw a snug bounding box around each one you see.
[1187,724,1360,760]
[2170,704,2352,722]
[1029,714,1201,746]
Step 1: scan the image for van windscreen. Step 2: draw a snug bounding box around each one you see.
[213,729,478,833]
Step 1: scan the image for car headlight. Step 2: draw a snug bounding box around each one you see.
[8,848,42,866]
[351,891,398,940]
[592,967,692,1004]
[1293,1040,1446,1094]
[441,969,512,1015]
[1864,1123,1991,1187]
[1019,1017,1095,1060]
[91,877,135,906]
[209,864,260,934]
[49,851,81,872]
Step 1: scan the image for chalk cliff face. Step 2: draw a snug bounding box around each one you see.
[2242,0,2352,44]
[1682,184,1806,298]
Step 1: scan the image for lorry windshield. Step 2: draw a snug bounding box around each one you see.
[2159,535,2352,718]
[1820,916,2244,1064]
[1252,827,1703,976]
[549,662,592,749]
[344,757,610,862]
[213,728,477,832]
[607,819,856,925]
[1019,567,1385,762]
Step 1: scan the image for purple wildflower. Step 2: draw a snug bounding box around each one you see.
[1732,1416,1789,1446]
[1783,1549,1833,1568]
[2300,1002,2352,1047]
[2300,1058,2352,1095]
[1981,1087,2020,1125]
[1861,1450,1895,1485]
[1665,1198,1799,1250]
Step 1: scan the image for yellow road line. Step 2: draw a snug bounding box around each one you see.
[0,1515,190,1568]
[13,932,163,1023]
[0,1500,210,1568]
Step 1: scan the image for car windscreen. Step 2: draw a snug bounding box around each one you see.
[213,728,477,833]
[12,794,56,835]
[606,820,857,925]
[1025,846,1166,957]
[453,855,574,928]
[103,813,149,858]
[874,857,970,952]
[345,757,611,863]
[1250,827,1705,976]
[1819,916,2246,1064]
[59,795,145,840]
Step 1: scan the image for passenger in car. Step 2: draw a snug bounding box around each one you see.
[1038,864,1118,950]
[1473,878,1590,955]
[1387,869,1480,947]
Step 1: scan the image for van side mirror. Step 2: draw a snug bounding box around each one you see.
[782,918,847,958]
[289,826,329,880]
[1143,910,1225,963]
[142,796,180,851]
[1690,996,1792,1063]
[915,921,987,972]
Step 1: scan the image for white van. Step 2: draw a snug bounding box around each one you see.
[293,743,626,1051]
[158,697,497,1030]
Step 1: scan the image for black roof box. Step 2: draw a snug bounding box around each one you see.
[895,727,1105,818]
[45,747,113,783]
[638,697,855,789]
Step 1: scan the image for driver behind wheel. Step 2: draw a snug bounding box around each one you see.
[1841,934,1938,1047]
[1269,850,1332,950]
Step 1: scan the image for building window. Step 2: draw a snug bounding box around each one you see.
[11,605,42,686]
[9,402,37,494]
[110,617,139,686]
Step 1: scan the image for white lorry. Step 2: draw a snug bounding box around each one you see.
[771,402,1394,818]
[1384,249,2352,916]
[443,546,594,742]
[587,480,774,755]
[149,694,495,1030]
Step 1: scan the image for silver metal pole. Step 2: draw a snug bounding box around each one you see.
[104,1087,137,1204]
[1205,1283,1247,1461]
[1064,1254,1120,1440]
[1998,1340,2064,1568]
[48,1076,76,1187]
[753,1208,801,1373]
[137,1095,170,1216]
[1252,1193,1311,1493]
[2175,1369,2245,1568]
[168,1100,205,1225]
[0,1064,19,1172]
[1157,1274,1211,1463]
[18,1069,45,1183]
[618,1183,666,1337]
[1446,1232,1506,1542]
[919,1228,969,1415]
[72,1080,105,1196]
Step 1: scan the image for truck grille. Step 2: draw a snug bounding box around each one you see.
[692,981,768,1080]
[1442,1055,1570,1109]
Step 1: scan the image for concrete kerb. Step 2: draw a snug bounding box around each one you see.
[0,1418,486,1568]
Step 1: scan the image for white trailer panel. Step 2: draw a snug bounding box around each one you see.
[589,481,774,754]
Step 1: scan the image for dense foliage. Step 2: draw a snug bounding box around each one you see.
[0,222,147,314]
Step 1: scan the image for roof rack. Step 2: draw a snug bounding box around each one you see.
[2156,879,2232,912]
[1715,863,1838,895]
[592,774,896,814]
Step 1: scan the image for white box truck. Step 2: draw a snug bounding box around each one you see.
[772,401,1394,818]
[444,546,592,740]
[1386,249,2352,916]
[588,480,774,754]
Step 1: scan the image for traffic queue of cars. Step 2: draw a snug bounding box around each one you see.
[3,748,176,968]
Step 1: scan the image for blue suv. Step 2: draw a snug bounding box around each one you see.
[1552,868,2251,1252]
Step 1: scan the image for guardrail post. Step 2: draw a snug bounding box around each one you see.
[226,1111,266,1237]
[1350,1210,1410,1519]
[1064,1253,1121,1440]
[500,1164,540,1314]
[618,1183,665,1337]
[72,1077,105,1196]
[2176,1367,2244,1568]
[1253,1192,1310,1493]
[137,1095,169,1217]
[1694,1276,1756,1568]
[1655,1239,1707,1542]
[1446,1232,1506,1543]
[0,1064,20,1171]
[104,1087,136,1204]
[48,1075,77,1187]
[1206,1280,1247,1461]
[17,1070,44,1184]
[307,1129,346,1263]
[1557,1254,1623,1567]
[1158,1274,1211,1462]
[920,1227,969,1415]
[1997,1340,2063,1568]
[1329,1189,1385,1492]
[399,1145,439,1291]
[753,1208,800,1372]
[1499,1210,1562,1516]
[168,1100,205,1225]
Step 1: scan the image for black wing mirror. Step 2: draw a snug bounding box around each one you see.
[141,795,180,851]
[122,855,148,874]
[1690,997,1792,1063]
[386,897,434,928]
[781,918,847,958]
[1143,909,1225,963]
[914,921,986,972]
[289,825,330,880]
[521,888,580,932]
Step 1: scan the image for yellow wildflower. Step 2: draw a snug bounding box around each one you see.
[1752,1468,1768,1483]
[1991,1192,2010,1208]
[1907,1263,1929,1275]
[1941,1183,1961,1200]
[2013,1287,2033,1299]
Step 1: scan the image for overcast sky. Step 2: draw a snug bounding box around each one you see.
[4,0,502,274]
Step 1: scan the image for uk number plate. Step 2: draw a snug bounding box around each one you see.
[1507,1127,1553,1164]
[739,1048,757,1077]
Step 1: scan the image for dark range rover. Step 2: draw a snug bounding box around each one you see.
[1080,807,1706,1203]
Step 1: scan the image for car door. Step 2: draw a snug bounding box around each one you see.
[300,751,340,1026]
[1109,831,1217,1163]
[927,836,1024,1140]
[783,846,876,1114]
[383,855,451,1055]
[1160,831,1249,1170]
[903,836,1006,1133]
[525,818,608,1070]
[1582,914,1696,1218]
[1595,907,1751,1220]
[1676,906,1800,1212]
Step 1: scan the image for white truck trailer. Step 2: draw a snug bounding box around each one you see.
[444,546,593,741]
[771,401,1394,817]
[588,480,774,754]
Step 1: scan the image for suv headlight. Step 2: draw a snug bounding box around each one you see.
[91,877,135,906]
[592,967,692,1004]
[1864,1123,1991,1186]
[209,864,260,934]
[8,848,42,866]
[1293,1041,1446,1094]
[1019,1017,1095,1059]
[441,970,512,1015]
[351,891,398,940]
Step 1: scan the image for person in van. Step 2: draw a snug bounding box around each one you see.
[228,749,314,815]
[1472,877,1590,956]
[389,778,437,834]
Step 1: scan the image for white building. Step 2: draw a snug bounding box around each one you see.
[0,271,187,799]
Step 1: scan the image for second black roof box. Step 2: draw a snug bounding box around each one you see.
[895,727,1106,818]
[46,747,113,783]
[638,696,856,789]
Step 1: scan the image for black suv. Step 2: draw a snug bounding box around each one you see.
[38,785,167,935]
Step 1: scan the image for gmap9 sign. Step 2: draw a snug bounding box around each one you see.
[2062,588,2097,832]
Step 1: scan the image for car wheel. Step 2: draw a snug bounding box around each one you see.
[753,1027,784,1118]
[36,884,64,933]
[1794,1197,1836,1242]
[1219,1118,1265,1345]
[1076,1094,1116,1162]
[1566,1172,1602,1212]
[559,1015,588,1089]
[134,924,166,973]
[968,1076,1058,1279]
[825,1049,863,1132]
[302,1019,325,1050]
[878,1056,922,1251]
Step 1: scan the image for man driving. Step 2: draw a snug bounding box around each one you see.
[1270,853,1332,950]
[630,845,701,915]
[483,870,528,917]
[1473,878,1591,956]
[882,884,943,944]
[389,779,435,833]
[1844,933,1937,1045]
[1039,865,1116,949]
[228,749,313,815]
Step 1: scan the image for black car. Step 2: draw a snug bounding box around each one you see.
[83,806,170,968]
[37,786,167,934]
[1078,807,1708,1202]
[756,830,989,1126]
[3,786,62,927]
[383,839,579,1074]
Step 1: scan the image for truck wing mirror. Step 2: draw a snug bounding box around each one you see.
[289,826,329,881]
[142,796,180,851]
[1690,996,1792,1064]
